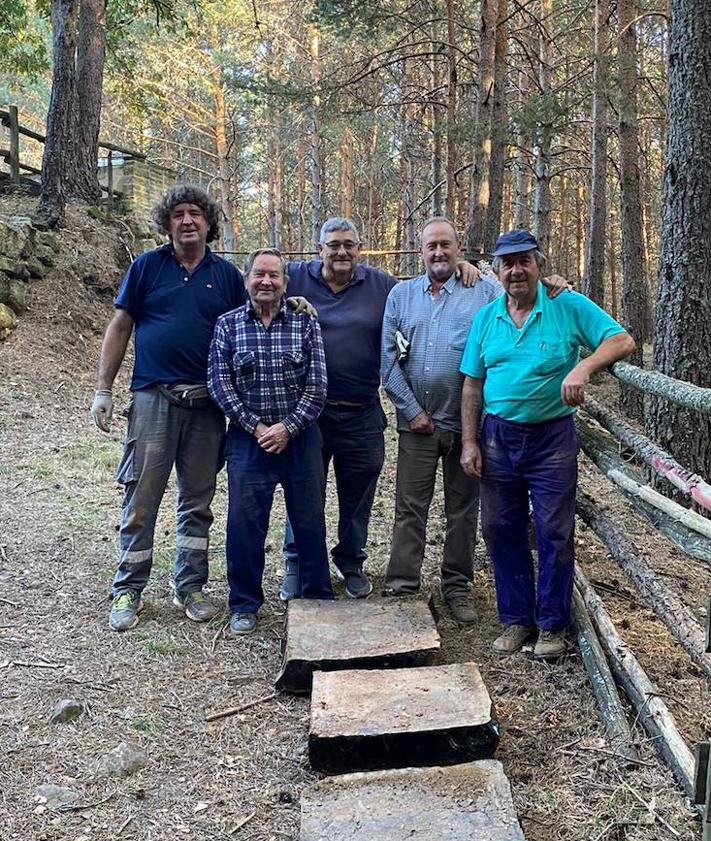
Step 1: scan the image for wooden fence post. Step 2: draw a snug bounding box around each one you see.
[107,150,114,212]
[9,105,20,182]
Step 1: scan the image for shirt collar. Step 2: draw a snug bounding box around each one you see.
[246,297,288,321]
[164,242,215,266]
[311,259,367,290]
[495,280,545,321]
[420,272,457,294]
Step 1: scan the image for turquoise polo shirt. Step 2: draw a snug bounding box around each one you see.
[460,282,625,423]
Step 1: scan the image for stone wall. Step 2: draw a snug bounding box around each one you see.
[98,158,178,216]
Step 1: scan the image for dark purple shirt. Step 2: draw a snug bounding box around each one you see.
[285,260,397,404]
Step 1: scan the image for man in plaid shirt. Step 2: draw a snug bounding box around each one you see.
[208,248,333,635]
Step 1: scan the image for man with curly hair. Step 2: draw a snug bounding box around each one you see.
[91,185,312,632]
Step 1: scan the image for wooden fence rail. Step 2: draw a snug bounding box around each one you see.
[609,360,711,416]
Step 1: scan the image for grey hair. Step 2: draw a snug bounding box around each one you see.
[420,216,460,243]
[152,184,220,243]
[243,247,289,281]
[319,217,360,243]
[492,249,546,271]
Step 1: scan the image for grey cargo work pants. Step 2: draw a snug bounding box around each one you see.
[111,387,225,598]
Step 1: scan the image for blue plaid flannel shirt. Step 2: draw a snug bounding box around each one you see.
[208,300,327,437]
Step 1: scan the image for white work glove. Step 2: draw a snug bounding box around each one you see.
[91,389,114,432]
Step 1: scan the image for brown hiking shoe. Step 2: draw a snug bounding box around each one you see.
[445,592,478,624]
[534,630,567,660]
[492,624,535,654]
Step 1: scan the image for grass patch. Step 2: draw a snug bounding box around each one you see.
[130,716,166,737]
[134,629,182,656]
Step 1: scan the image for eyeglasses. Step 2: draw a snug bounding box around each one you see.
[323,240,360,252]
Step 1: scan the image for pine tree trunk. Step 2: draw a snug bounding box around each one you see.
[309,28,322,248]
[646,0,711,477]
[464,0,497,257]
[39,0,80,226]
[532,0,553,255]
[212,57,236,253]
[483,0,508,253]
[618,0,646,419]
[429,15,443,216]
[68,0,105,202]
[445,0,457,216]
[583,0,609,306]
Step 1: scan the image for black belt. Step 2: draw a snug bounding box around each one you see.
[325,400,369,410]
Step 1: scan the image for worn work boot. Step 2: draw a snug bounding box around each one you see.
[534,630,567,660]
[445,592,478,625]
[492,624,535,654]
[279,559,299,602]
[109,591,143,632]
[343,568,373,599]
[173,590,218,622]
[229,612,257,635]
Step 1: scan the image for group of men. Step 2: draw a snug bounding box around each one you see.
[92,184,634,658]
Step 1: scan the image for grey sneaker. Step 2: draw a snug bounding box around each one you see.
[279,560,299,602]
[109,591,143,632]
[445,592,478,624]
[534,630,567,660]
[343,569,373,599]
[492,624,535,654]
[173,590,218,622]
[229,612,257,635]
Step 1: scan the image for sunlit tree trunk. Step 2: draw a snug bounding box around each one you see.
[484,0,508,253]
[309,27,322,248]
[445,0,457,216]
[532,0,553,255]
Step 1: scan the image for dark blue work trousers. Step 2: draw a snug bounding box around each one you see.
[225,424,333,614]
[284,403,386,574]
[480,413,578,631]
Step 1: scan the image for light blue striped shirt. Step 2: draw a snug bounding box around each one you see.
[381,272,503,432]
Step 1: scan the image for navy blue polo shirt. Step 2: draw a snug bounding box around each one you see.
[285,260,397,404]
[115,244,245,389]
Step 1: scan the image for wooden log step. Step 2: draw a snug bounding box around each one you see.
[275,598,440,694]
[309,662,499,774]
[300,760,526,840]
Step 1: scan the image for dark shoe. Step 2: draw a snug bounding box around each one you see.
[492,624,535,654]
[534,630,567,660]
[173,590,218,622]
[445,592,478,624]
[279,560,299,602]
[343,569,373,599]
[229,612,257,635]
[109,591,143,632]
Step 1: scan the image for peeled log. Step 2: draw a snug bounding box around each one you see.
[574,566,695,798]
[583,395,711,513]
[576,491,711,684]
[571,586,638,765]
[610,361,711,417]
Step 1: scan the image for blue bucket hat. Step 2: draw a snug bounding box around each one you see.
[492,229,539,257]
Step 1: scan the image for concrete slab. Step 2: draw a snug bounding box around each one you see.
[300,760,526,841]
[309,662,499,773]
[275,598,440,694]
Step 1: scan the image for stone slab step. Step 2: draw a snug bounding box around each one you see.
[309,661,499,774]
[300,760,526,841]
[275,598,440,694]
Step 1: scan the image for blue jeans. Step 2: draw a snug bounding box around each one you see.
[480,414,578,631]
[225,423,333,614]
[284,403,386,575]
[112,387,225,598]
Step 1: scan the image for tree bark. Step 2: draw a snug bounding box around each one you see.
[309,27,323,248]
[583,0,609,306]
[532,0,553,254]
[464,0,497,257]
[483,0,508,253]
[646,0,711,478]
[445,0,458,216]
[618,0,646,419]
[429,13,443,216]
[39,0,80,226]
[211,46,236,253]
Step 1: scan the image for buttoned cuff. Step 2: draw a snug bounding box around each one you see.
[403,399,423,422]
[239,411,261,435]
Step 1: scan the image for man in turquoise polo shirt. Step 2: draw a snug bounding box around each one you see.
[459,229,635,659]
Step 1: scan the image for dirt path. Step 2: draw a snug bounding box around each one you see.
[0,216,706,839]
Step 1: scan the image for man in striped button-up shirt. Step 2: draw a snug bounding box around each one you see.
[208,248,333,635]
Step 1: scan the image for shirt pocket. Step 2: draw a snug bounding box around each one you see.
[282,350,307,390]
[532,338,572,376]
[232,350,257,390]
[449,316,474,351]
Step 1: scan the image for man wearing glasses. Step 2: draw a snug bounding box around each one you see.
[281,218,481,600]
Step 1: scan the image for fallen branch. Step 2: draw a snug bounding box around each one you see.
[610,361,711,417]
[571,586,639,765]
[609,470,711,540]
[229,812,255,834]
[575,565,695,798]
[205,692,277,723]
[13,659,63,669]
[582,395,711,512]
[576,491,711,684]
